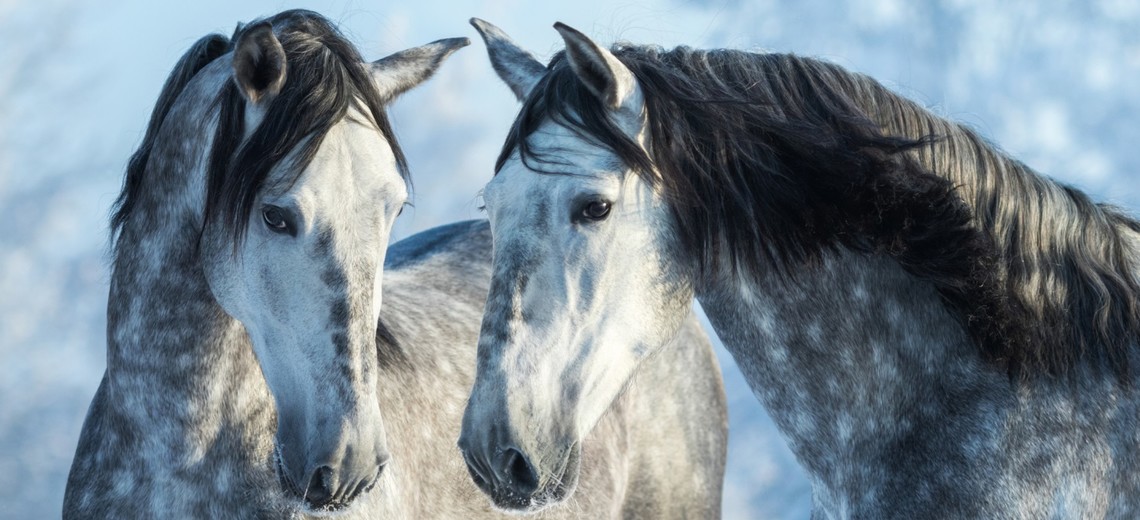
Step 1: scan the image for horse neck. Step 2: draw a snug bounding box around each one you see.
[696,249,1002,495]
[856,82,1140,377]
[103,75,272,444]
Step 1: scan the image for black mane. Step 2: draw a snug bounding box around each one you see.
[206,10,409,246]
[109,33,230,238]
[110,10,408,246]
[498,45,1140,380]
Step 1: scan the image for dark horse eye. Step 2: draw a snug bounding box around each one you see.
[262,205,291,234]
[580,200,612,221]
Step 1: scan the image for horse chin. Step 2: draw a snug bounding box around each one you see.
[297,502,356,518]
[487,443,581,515]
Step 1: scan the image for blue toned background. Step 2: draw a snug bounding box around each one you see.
[1,0,1137,517]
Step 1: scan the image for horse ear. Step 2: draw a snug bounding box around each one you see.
[232,21,287,105]
[553,22,637,110]
[369,37,470,103]
[470,18,546,101]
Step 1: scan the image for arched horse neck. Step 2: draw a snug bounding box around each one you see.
[855,75,1140,380]
[690,59,1140,517]
[684,58,1140,381]
[104,56,270,429]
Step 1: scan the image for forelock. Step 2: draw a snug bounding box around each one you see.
[204,9,409,248]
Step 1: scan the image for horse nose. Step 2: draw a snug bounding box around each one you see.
[304,466,336,508]
[499,447,539,496]
[302,456,387,509]
[458,436,492,492]
[459,441,540,499]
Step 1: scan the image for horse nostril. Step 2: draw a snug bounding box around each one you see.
[356,458,386,497]
[305,465,335,507]
[503,448,539,495]
[462,450,493,492]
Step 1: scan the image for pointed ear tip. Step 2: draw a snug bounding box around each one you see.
[553,22,579,34]
[469,18,498,38]
[553,22,586,43]
[235,22,281,59]
[243,20,275,38]
[434,36,471,50]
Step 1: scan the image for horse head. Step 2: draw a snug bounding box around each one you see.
[197,13,466,512]
[459,19,695,513]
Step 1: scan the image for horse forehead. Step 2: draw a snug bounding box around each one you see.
[486,165,602,220]
[491,125,624,195]
[530,122,626,171]
[298,116,405,202]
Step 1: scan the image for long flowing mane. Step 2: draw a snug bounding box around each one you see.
[498,45,1140,380]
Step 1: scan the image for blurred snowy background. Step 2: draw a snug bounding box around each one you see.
[1,0,1137,517]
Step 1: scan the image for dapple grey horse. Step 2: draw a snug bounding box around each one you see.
[64,11,726,519]
[461,19,1140,519]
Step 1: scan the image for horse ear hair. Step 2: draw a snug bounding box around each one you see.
[369,37,470,103]
[470,18,546,101]
[232,21,287,105]
[553,22,636,110]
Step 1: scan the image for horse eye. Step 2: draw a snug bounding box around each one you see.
[262,206,290,234]
[580,200,612,221]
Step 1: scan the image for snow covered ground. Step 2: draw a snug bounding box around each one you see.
[0,0,1136,517]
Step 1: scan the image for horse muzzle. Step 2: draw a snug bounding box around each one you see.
[457,430,580,513]
[275,443,389,513]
